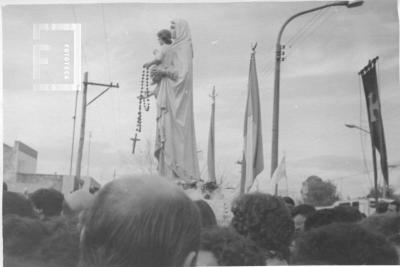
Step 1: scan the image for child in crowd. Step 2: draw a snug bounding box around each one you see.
[197,226,266,266]
[230,193,295,265]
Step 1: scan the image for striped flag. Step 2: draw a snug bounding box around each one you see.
[207,87,217,183]
[272,155,287,185]
[240,48,264,194]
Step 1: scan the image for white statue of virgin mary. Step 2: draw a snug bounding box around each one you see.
[152,19,200,182]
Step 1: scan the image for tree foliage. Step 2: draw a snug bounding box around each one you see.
[301,175,339,206]
[367,185,395,199]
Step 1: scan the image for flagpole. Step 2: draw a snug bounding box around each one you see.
[370,135,379,204]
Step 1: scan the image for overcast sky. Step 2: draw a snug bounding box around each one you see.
[2,0,399,198]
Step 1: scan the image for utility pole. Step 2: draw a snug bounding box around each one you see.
[75,71,119,183]
[75,72,88,183]
[86,131,92,177]
[69,90,79,175]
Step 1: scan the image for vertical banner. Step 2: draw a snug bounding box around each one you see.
[207,89,216,183]
[359,57,389,186]
[240,47,264,194]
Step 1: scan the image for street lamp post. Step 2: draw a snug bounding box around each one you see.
[270,1,364,181]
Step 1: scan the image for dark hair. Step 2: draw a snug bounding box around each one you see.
[3,191,37,218]
[292,204,316,218]
[304,206,362,231]
[304,208,335,230]
[3,215,80,267]
[3,214,48,257]
[359,213,400,237]
[292,223,399,265]
[230,193,294,260]
[376,201,389,213]
[282,196,295,206]
[194,199,217,228]
[389,199,400,212]
[157,29,172,45]
[388,233,400,245]
[37,217,80,267]
[30,188,64,217]
[80,175,201,267]
[332,205,363,223]
[200,226,266,266]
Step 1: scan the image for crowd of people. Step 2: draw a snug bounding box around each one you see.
[3,176,400,266]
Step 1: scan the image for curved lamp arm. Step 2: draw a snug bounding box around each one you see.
[276,1,352,46]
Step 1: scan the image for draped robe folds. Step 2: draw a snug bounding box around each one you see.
[154,19,201,181]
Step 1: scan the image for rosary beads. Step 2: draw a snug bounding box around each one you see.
[131,67,151,154]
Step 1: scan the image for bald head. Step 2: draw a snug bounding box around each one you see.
[80,175,201,267]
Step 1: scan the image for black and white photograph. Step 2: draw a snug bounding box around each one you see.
[2,0,400,266]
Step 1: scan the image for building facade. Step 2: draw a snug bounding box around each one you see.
[3,141,101,195]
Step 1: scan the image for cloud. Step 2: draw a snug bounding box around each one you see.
[3,1,399,191]
[291,155,369,173]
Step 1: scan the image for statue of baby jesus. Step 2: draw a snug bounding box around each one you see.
[143,29,173,97]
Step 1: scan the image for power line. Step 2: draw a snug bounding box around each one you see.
[70,4,88,69]
[261,6,335,81]
[100,2,120,158]
[286,8,328,47]
[101,2,112,82]
[284,9,335,60]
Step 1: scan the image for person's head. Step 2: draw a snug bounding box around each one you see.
[292,223,399,265]
[194,199,217,228]
[388,200,400,213]
[292,204,316,233]
[304,206,362,231]
[80,175,201,267]
[359,212,400,237]
[198,226,266,266]
[3,214,48,258]
[3,191,37,218]
[230,193,294,260]
[388,234,400,259]
[282,196,295,212]
[304,208,335,231]
[157,29,172,45]
[332,205,363,223]
[30,188,64,219]
[3,214,80,267]
[376,201,389,213]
